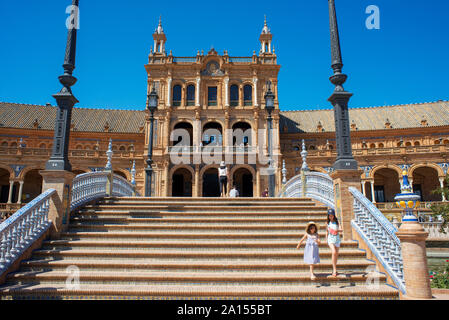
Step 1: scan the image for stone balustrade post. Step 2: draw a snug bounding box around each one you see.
[39,170,75,239]
[396,221,433,300]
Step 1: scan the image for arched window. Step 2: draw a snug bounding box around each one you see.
[186,85,195,106]
[230,85,239,107]
[119,146,126,151]
[39,143,47,149]
[370,143,376,149]
[434,140,441,145]
[173,85,182,106]
[378,143,384,148]
[414,141,421,146]
[112,145,118,151]
[243,85,252,106]
[1,141,8,147]
[405,142,412,147]
[208,87,217,106]
[444,140,449,145]
[128,145,135,152]
[76,145,83,150]
[85,145,91,150]
[309,146,316,150]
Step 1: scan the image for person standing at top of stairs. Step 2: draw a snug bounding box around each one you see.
[327,209,343,277]
[219,161,228,197]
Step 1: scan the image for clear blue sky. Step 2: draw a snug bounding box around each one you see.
[0,0,448,111]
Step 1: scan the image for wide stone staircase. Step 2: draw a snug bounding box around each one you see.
[0,197,399,300]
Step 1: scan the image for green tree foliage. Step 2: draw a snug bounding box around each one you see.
[431,174,449,234]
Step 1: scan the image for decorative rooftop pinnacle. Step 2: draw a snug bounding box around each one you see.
[261,15,271,34]
[155,15,164,34]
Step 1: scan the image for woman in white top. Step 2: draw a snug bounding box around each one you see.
[218,161,228,197]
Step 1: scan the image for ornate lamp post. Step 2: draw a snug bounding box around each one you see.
[327,0,357,170]
[264,81,275,197]
[145,83,158,197]
[46,0,80,171]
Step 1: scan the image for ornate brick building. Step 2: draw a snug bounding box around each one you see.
[0,19,448,209]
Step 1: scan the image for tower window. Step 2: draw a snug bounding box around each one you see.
[173,85,182,106]
[243,85,252,106]
[230,85,239,106]
[186,85,195,106]
[208,87,217,106]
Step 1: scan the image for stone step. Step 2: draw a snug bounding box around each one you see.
[42,239,359,249]
[0,283,399,299]
[19,259,375,273]
[81,205,324,212]
[100,197,315,203]
[58,231,329,240]
[5,270,387,287]
[67,224,329,231]
[70,216,329,224]
[31,249,366,260]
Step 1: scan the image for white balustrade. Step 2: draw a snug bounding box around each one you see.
[71,172,109,211]
[0,189,55,274]
[112,174,137,197]
[349,187,406,294]
[280,171,335,209]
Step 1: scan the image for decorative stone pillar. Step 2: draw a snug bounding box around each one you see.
[194,165,200,197]
[396,222,433,300]
[40,170,75,238]
[166,77,172,107]
[17,181,24,205]
[224,77,229,107]
[370,180,376,203]
[361,181,366,197]
[163,162,169,197]
[196,77,201,107]
[253,77,258,107]
[330,169,363,241]
[439,177,447,202]
[7,181,14,204]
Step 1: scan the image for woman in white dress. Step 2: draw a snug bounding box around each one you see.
[326,209,343,277]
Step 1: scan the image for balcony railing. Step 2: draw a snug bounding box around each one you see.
[167,146,257,154]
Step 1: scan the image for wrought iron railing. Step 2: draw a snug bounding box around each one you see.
[70,172,109,211]
[0,189,54,274]
[349,187,406,294]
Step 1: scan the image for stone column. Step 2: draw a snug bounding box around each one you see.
[17,181,24,205]
[370,180,376,203]
[40,170,75,238]
[194,165,200,197]
[196,77,201,107]
[166,77,172,107]
[396,221,433,300]
[330,169,363,240]
[224,77,229,107]
[7,181,14,204]
[361,181,366,197]
[163,163,169,197]
[253,77,258,107]
[439,177,447,202]
[256,169,261,197]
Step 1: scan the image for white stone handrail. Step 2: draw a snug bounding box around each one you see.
[71,172,109,211]
[349,187,406,294]
[112,174,137,197]
[0,189,55,274]
[420,222,449,240]
[280,171,335,209]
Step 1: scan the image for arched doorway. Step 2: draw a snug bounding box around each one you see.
[0,168,11,203]
[23,169,43,203]
[232,122,252,146]
[172,168,193,197]
[412,167,441,201]
[233,168,253,197]
[203,122,223,146]
[373,168,400,203]
[173,122,193,147]
[202,168,220,197]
